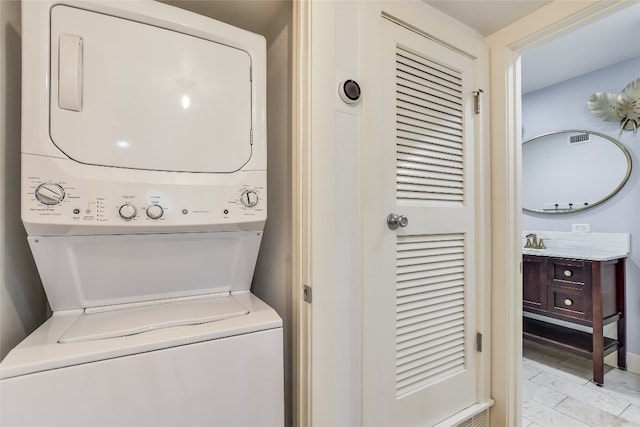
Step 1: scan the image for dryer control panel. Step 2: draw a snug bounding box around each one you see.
[22,155,266,236]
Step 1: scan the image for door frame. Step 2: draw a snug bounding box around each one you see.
[293,0,492,425]
[292,0,337,425]
[486,0,632,425]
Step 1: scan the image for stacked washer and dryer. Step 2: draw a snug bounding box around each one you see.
[0,1,283,425]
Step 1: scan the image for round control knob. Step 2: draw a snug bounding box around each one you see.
[119,204,137,220]
[240,190,259,208]
[564,298,574,306]
[563,269,573,277]
[35,183,65,205]
[146,204,164,219]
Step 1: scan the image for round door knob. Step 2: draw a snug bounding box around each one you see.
[387,213,409,230]
[119,204,137,220]
[563,269,573,277]
[35,183,65,205]
[146,204,164,219]
[564,298,574,306]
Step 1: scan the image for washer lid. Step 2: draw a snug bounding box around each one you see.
[49,5,253,173]
[59,294,248,343]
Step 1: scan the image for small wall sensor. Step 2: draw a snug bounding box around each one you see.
[339,79,362,104]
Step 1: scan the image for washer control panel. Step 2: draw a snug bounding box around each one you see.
[22,155,266,234]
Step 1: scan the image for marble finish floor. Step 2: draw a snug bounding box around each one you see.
[522,340,640,426]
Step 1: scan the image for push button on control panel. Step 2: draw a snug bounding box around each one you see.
[118,204,137,220]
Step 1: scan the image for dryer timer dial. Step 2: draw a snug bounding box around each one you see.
[240,190,259,207]
[35,183,65,205]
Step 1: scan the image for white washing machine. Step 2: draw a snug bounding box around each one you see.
[0,1,283,426]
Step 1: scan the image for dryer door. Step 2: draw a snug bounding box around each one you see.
[49,5,252,173]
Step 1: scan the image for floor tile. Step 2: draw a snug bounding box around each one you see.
[555,396,640,427]
[523,340,640,425]
[530,371,632,416]
[524,358,590,386]
[523,340,572,366]
[522,359,542,380]
[621,404,640,424]
[606,368,640,393]
[522,399,591,427]
[522,378,567,408]
[557,354,610,380]
[583,378,640,407]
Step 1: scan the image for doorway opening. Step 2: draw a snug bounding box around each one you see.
[518,4,640,426]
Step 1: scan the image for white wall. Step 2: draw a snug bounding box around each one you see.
[522,57,640,356]
[0,0,48,361]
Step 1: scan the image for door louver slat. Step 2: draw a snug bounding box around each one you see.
[397,160,462,178]
[397,310,464,343]
[398,265,464,283]
[398,100,462,126]
[397,118,463,141]
[398,258,465,275]
[397,76,462,106]
[397,169,463,184]
[397,276,465,295]
[397,323,464,351]
[397,284,464,306]
[396,47,465,205]
[397,310,463,337]
[397,135,462,156]
[396,51,462,91]
[396,356,465,395]
[398,106,462,130]
[398,138,462,158]
[398,332,464,360]
[396,234,466,397]
[398,253,464,267]
[398,152,462,171]
[397,89,462,118]
[397,176,463,191]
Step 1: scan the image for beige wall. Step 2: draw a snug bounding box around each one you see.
[0,0,48,361]
[252,4,293,426]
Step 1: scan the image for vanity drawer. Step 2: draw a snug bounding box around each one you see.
[548,286,591,321]
[551,260,585,283]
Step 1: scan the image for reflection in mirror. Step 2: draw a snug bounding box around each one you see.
[522,130,632,214]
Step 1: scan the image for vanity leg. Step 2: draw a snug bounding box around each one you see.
[616,259,627,370]
[592,327,604,385]
[592,262,604,385]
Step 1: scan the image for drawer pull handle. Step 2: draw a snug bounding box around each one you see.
[564,298,574,306]
[563,269,573,277]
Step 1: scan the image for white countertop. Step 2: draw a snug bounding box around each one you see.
[522,248,628,261]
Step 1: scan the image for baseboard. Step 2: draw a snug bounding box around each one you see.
[604,351,640,375]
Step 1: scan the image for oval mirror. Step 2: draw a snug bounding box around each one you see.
[522,130,632,214]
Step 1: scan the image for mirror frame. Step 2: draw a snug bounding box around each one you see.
[522,129,632,214]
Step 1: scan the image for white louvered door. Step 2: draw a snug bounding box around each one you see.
[362,18,478,426]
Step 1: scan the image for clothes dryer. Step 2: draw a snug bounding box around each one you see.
[0,1,283,426]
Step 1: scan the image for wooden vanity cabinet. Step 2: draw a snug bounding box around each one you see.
[522,254,626,385]
[522,255,547,314]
